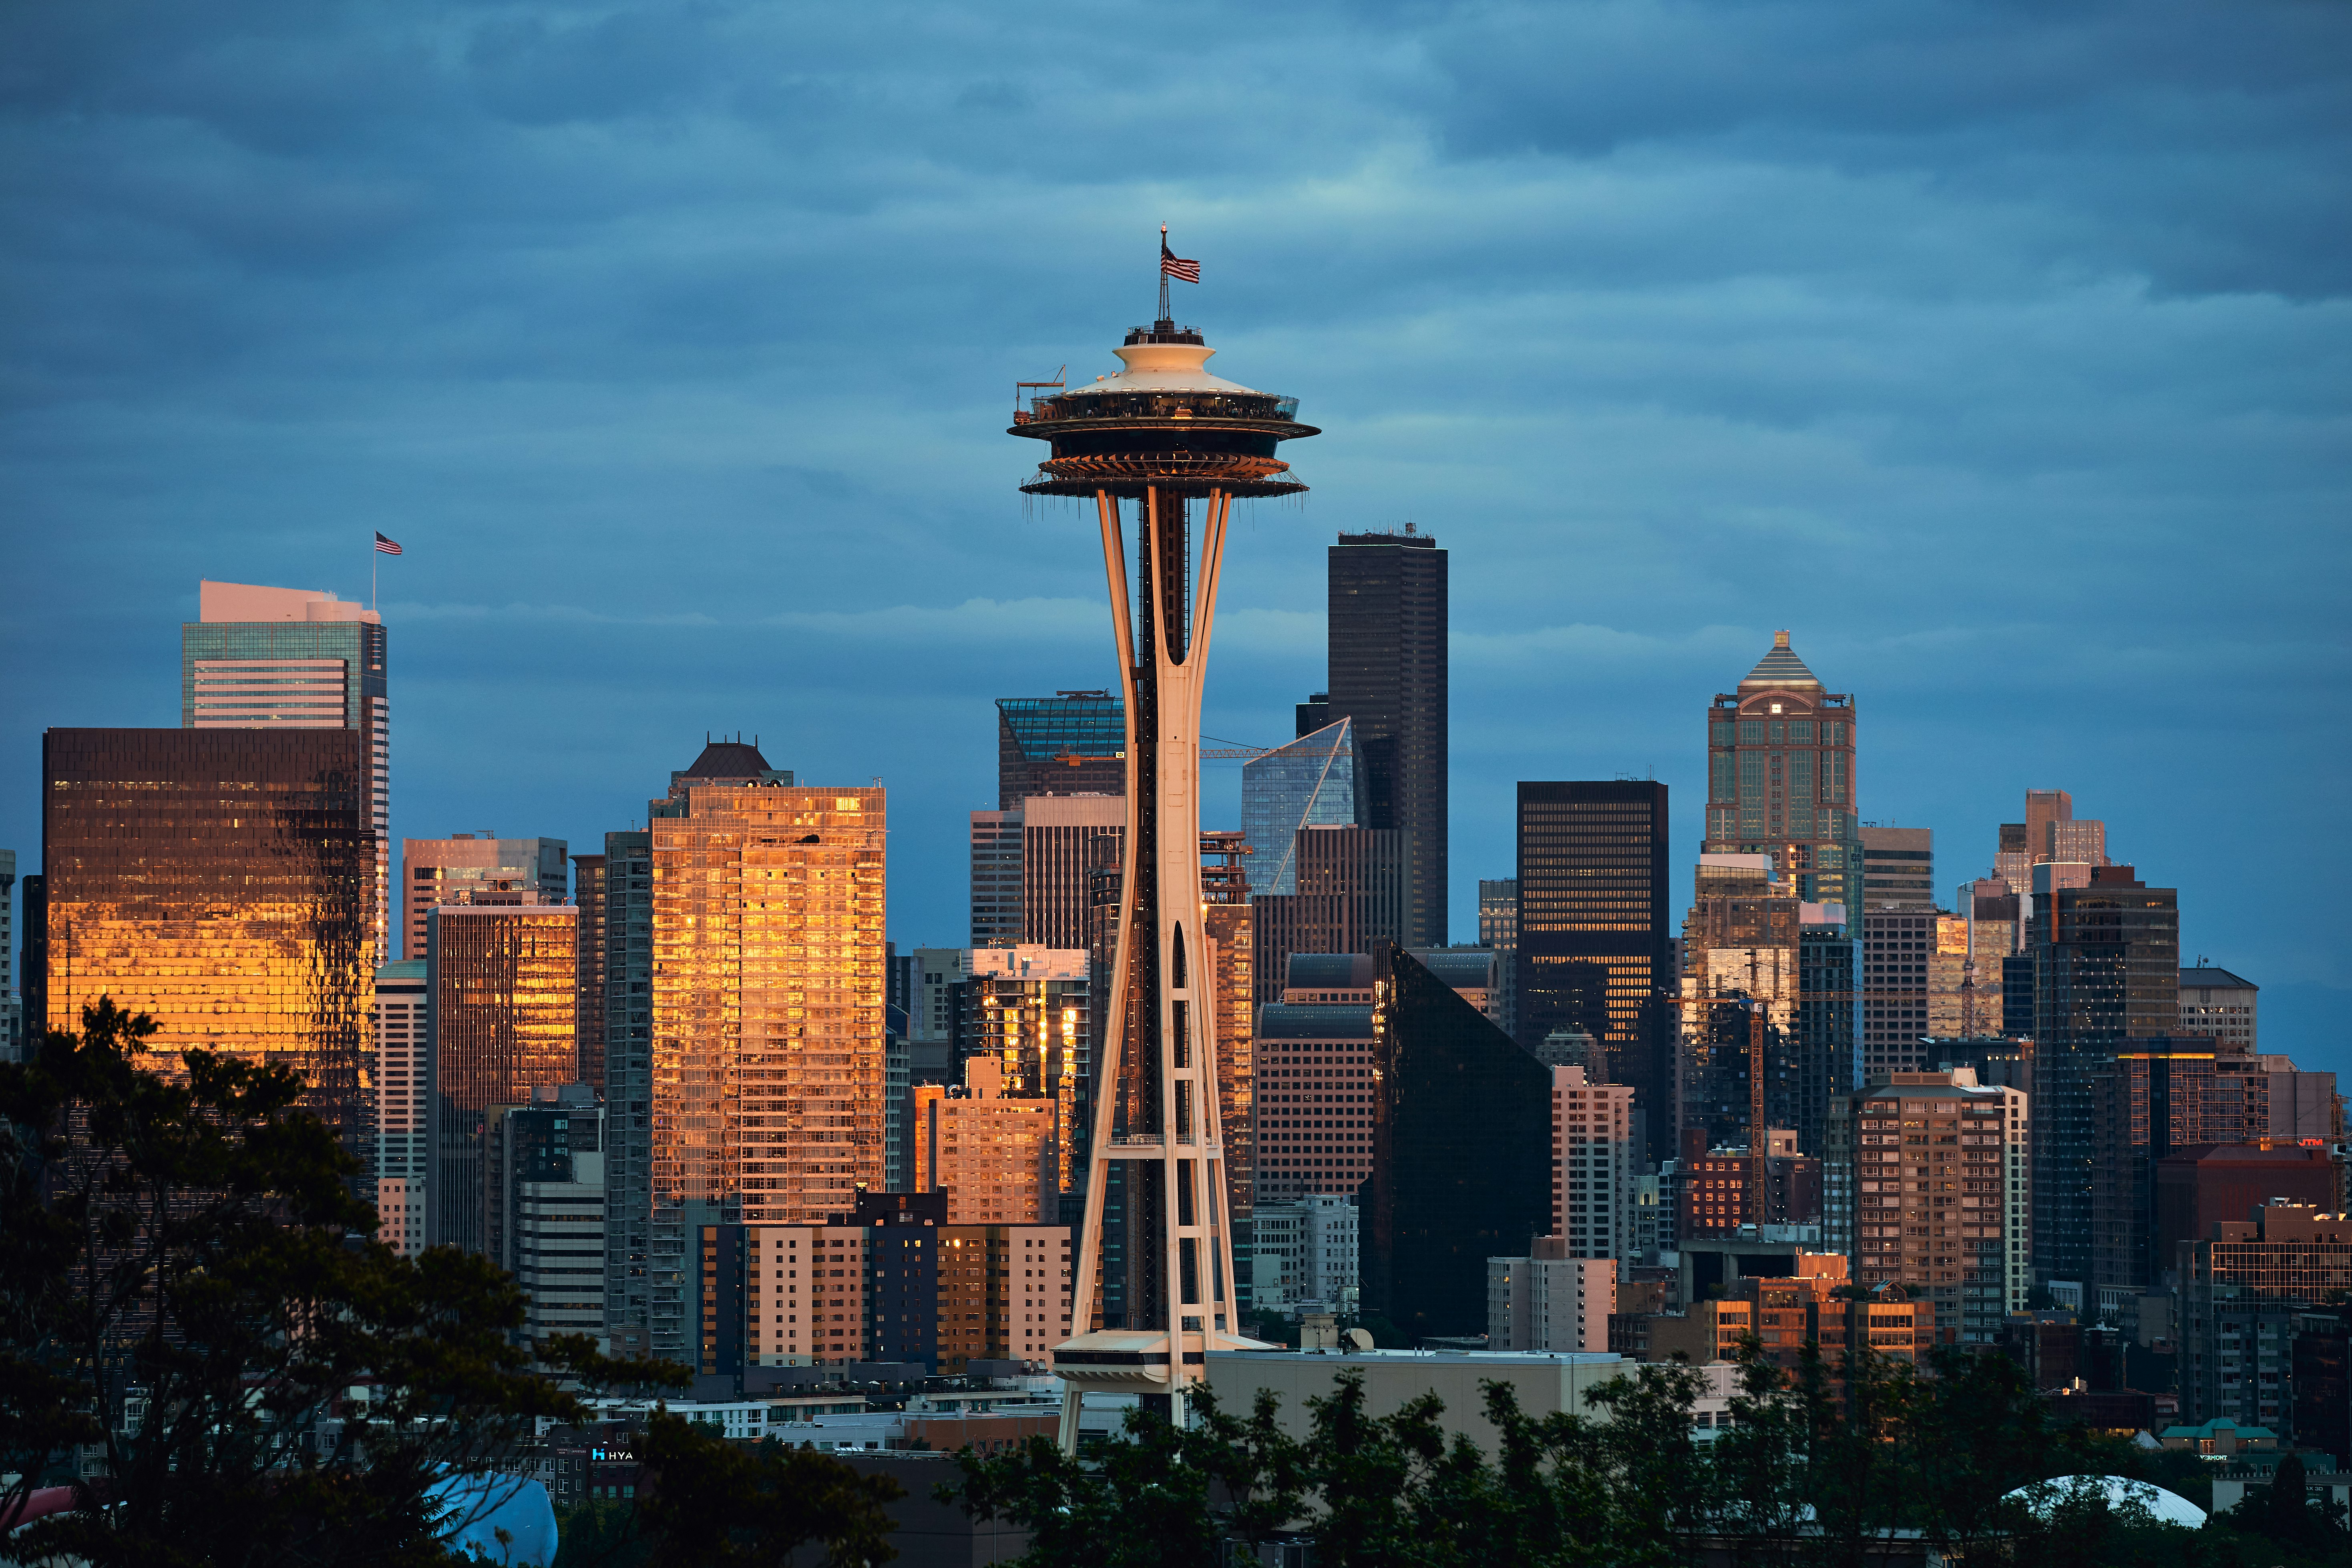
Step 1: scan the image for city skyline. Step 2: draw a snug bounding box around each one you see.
[2,0,2346,1073]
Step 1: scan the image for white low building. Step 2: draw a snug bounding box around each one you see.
[1251,1195,1359,1317]
[1489,1242,1616,1352]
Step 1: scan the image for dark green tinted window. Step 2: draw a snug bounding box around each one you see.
[1739,721,1768,744]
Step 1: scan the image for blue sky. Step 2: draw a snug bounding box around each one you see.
[3,0,2347,1061]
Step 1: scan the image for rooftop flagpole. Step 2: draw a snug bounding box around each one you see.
[1159,225,1171,323]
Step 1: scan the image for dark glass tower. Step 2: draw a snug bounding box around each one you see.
[1361,945,1551,1339]
[1327,531,1447,947]
[42,728,376,1176]
[2030,866,2180,1287]
[600,828,653,1355]
[997,692,1127,809]
[1514,781,1672,1161]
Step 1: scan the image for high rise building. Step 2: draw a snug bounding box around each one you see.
[182,581,390,957]
[1702,632,1859,908]
[911,1056,1058,1224]
[960,947,1091,1194]
[1202,835,1257,1225]
[1996,791,2111,895]
[1479,878,1519,1041]
[1020,795,1124,949]
[599,829,653,1354]
[1488,1242,1615,1353]
[2181,967,2259,1053]
[1254,990,1375,1206]
[42,728,376,1170]
[1249,825,1407,1010]
[2178,1202,2352,1437]
[2089,1038,2268,1297]
[426,902,578,1255]
[374,958,430,1255]
[2156,1146,2341,1276]
[1675,1128,1819,1239]
[1837,1069,2030,1345]
[1515,782,1671,1159]
[1796,909,1861,1157]
[400,835,569,963]
[1241,719,1365,896]
[997,692,1126,808]
[631,742,883,1363]
[1550,1065,1636,1262]
[1362,946,1552,1340]
[1861,909,1942,1073]
[571,853,608,1091]
[1326,529,1447,947]
[969,810,1023,947]
[2032,866,2180,1288]
[17,874,42,1061]
[1860,827,1934,913]
[487,1084,606,1346]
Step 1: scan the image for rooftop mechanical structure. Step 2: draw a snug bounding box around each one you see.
[1012,273,1318,1447]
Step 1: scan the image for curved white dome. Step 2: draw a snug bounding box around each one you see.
[2000,1475,2207,1529]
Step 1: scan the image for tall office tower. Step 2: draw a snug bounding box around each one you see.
[1675,876,1802,1153]
[1795,907,1861,1158]
[1839,1069,2030,1345]
[1478,878,1519,1042]
[969,810,1023,946]
[1488,1242,1616,1353]
[486,1084,606,1345]
[1021,795,1125,948]
[426,902,577,1255]
[571,854,608,1090]
[1998,792,2110,894]
[633,742,882,1363]
[2088,1037,2267,1299]
[0,849,15,1061]
[1993,823,2032,899]
[2031,866,2180,1289]
[1964,887,2020,1036]
[1860,827,1934,913]
[1254,983,1375,1206]
[18,874,43,1061]
[1326,529,1448,947]
[911,1057,1057,1223]
[43,729,375,1168]
[1516,782,1672,1161]
[997,692,1126,808]
[1294,692,1330,738]
[2181,967,2259,1052]
[183,581,390,958]
[1249,825,1406,1009]
[1202,834,1257,1225]
[1861,909,1942,1074]
[959,947,1091,1198]
[599,829,653,1353]
[1702,632,1859,907]
[2177,1203,2352,1437]
[1250,1194,1359,1317]
[1924,912,1973,1037]
[374,959,430,1256]
[1550,1065,1636,1262]
[1241,720,1365,895]
[400,835,569,962]
[1362,945,1553,1340]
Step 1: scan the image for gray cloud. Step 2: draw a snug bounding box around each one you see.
[2,0,2347,1059]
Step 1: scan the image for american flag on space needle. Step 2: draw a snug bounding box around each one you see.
[374,532,403,555]
[1159,227,1200,284]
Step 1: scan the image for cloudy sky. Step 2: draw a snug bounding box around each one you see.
[4,0,2347,1058]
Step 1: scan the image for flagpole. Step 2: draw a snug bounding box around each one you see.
[1159,225,1170,323]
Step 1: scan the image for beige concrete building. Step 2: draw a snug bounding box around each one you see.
[913,1057,1056,1224]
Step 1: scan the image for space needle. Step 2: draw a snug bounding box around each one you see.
[1011,231,1319,1445]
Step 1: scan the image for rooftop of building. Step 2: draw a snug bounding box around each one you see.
[2180,967,2258,990]
[997,693,1124,762]
[1736,630,1821,692]
[678,738,777,780]
[1407,948,1495,991]
[1285,953,1375,991]
[1258,1003,1376,1040]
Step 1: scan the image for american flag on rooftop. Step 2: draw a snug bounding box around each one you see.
[374,532,403,555]
[1160,232,1200,284]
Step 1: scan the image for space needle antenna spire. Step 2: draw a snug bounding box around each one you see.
[1009,235,1315,1449]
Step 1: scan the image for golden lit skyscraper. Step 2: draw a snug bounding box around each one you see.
[1701,631,1859,908]
[426,902,578,1254]
[42,728,376,1170]
[638,741,885,1361]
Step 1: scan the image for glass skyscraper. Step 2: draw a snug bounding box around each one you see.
[1327,531,1448,946]
[996,692,1125,808]
[42,728,376,1174]
[1701,631,1859,909]
[181,580,390,958]
[1240,717,1365,896]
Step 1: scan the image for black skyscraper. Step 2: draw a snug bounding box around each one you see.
[2030,866,2181,1288]
[1361,945,1551,1340]
[1327,530,1447,947]
[1514,781,1672,1161]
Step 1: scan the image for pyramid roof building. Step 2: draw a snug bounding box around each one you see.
[1737,631,1823,692]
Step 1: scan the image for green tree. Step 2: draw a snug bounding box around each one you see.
[0,999,898,1568]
